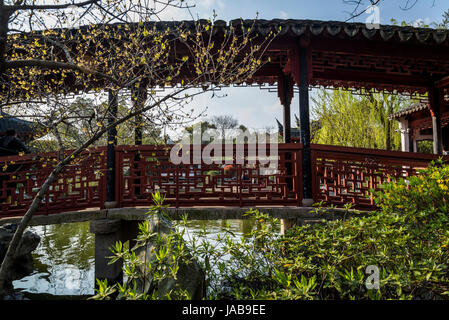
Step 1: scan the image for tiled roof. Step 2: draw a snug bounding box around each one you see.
[119,19,449,45]
[389,103,429,119]
[0,112,35,134]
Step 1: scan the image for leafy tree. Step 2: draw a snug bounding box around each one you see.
[311,89,408,150]
[210,115,239,142]
[184,121,217,143]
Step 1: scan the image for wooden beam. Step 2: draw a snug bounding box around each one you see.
[435,75,449,89]
[312,69,433,89]
[309,37,449,62]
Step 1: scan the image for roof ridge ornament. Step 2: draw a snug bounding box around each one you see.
[380,28,395,41]
[433,30,448,44]
[310,22,324,36]
[344,24,359,37]
[326,24,341,36]
[362,28,377,39]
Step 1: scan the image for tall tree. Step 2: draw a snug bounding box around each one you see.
[210,115,239,143]
[311,88,408,150]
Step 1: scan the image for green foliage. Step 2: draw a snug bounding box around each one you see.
[92,191,192,300]
[417,140,434,154]
[375,159,449,215]
[391,9,449,29]
[56,98,164,150]
[311,88,409,150]
[93,163,449,300]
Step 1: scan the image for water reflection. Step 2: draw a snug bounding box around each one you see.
[13,222,95,297]
[12,219,257,298]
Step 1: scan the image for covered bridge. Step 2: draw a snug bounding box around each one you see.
[0,19,449,217]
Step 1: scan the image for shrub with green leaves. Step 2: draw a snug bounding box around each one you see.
[93,161,449,300]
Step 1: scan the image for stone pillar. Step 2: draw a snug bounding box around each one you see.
[121,220,140,250]
[430,87,443,155]
[90,219,140,288]
[399,119,411,152]
[280,219,296,235]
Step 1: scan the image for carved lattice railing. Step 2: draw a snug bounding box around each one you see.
[115,144,303,207]
[311,144,447,209]
[0,143,447,218]
[0,147,106,217]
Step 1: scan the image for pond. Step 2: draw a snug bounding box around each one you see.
[12,219,259,299]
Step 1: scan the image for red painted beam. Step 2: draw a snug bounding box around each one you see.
[309,37,449,62]
[436,75,449,89]
[312,69,433,89]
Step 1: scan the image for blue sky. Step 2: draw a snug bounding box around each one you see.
[164,0,448,135]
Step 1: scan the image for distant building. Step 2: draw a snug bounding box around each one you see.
[389,102,449,154]
[0,112,36,144]
[276,118,301,142]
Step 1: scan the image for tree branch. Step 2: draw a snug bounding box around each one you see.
[5,59,118,84]
[8,0,99,12]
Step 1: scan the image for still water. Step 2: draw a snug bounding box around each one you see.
[12,219,257,299]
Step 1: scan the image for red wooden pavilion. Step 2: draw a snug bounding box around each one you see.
[1,19,449,217]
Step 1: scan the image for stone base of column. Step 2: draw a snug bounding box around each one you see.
[104,201,118,209]
[302,198,314,206]
[90,219,139,289]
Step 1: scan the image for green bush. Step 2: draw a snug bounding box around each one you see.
[93,161,449,300]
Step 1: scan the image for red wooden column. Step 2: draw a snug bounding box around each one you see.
[131,84,147,146]
[278,74,294,192]
[429,87,444,155]
[131,84,147,198]
[106,90,118,206]
[297,47,313,206]
[278,74,294,143]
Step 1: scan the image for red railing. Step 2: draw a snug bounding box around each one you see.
[0,147,106,217]
[115,144,303,208]
[0,143,446,218]
[311,144,448,209]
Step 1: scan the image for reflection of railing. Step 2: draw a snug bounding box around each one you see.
[116,144,303,207]
[310,144,447,209]
[0,148,107,217]
[0,143,446,218]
